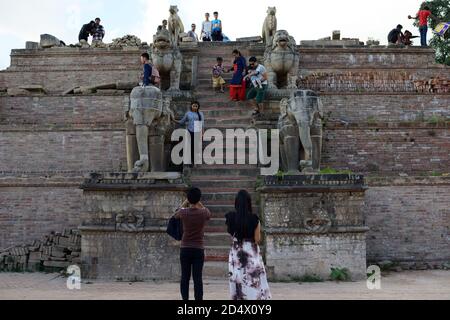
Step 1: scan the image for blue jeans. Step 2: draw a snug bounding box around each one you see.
[419,26,428,46]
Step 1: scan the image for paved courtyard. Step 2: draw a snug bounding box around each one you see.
[0,270,449,300]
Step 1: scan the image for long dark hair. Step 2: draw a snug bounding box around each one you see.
[234,190,253,239]
[191,101,202,122]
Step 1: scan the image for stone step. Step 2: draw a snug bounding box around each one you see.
[202,187,257,194]
[204,204,236,215]
[205,224,227,233]
[207,217,226,226]
[203,192,252,202]
[207,117,253,126]
[205,205,257,218]
[205,246,230,259]
[194,96,243,103]
[202,108,252,117]
[191,179,256,189]
[205,233,232,247]
[203,261,229,278]
[190,165,259,177]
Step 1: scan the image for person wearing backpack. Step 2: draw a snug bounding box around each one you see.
[174,188,212,301]
[149,62,161,88]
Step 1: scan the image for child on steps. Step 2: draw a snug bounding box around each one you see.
[212,57,227,93]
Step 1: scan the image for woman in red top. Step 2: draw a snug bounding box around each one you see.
[408,5,439,47]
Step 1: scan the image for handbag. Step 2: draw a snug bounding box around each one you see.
[166,213,183,241]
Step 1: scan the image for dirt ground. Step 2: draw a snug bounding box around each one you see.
[0,270,449,300]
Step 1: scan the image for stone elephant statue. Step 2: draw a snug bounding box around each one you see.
[125,86,174,173]
[279,90,324,173]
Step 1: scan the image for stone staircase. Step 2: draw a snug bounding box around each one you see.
[190,44,260,278]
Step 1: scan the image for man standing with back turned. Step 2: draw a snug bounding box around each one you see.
[175,188,212,301]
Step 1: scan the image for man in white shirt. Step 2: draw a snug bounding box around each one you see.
[201,13,212,41]
[246,57,268,116]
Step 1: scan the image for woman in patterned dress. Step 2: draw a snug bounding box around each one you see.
[225,190,272,300]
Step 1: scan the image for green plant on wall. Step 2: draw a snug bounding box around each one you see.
[299,274,324,283]
[330,267,351,282]
[320,167,354,175]
[366,116,378,125]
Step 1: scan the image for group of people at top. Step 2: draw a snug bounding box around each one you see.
[78,18,105,43]
[155,12,227,43]
[212,50,268,116]
[388,4,439,46]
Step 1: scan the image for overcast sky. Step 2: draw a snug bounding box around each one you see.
[0,0,430,70]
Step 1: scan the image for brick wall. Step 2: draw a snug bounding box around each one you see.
[0,181,83,249]
[0,95,189,125]
[298,47,437,68]
[0,95,126,125]
[365,177,450,267]
[0,130,126,172]
[321,93,450,123]
[0,44,449,266]
[322,127,449,175]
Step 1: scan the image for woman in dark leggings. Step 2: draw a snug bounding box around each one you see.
[175,188,212,300]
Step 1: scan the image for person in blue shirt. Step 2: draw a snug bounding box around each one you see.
[140,53,153,86]
[177,102,205,166]
[211,12,223,41]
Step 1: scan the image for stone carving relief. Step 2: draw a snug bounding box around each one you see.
[303,201,332,234]
[115,213,145,232]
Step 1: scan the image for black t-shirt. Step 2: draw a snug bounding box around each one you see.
[225,212,260,241]
[79,23,94,40]
[388,29,402,43]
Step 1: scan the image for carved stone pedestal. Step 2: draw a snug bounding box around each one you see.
[80,173,188,281]
[258,174,368,281]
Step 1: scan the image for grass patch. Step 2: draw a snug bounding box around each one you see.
[430,172,443,177]
[298,274,324,283]
[366,116,378,125]
[275,274,324,283]
[330,267,351,282]
[425,115,448,125]
[320,167,354,175]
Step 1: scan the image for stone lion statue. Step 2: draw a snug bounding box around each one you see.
[151,28,182,92]
[124,86,174,173]
[264,30,300,89]
[168,5,184,47]
[262,7,277,47]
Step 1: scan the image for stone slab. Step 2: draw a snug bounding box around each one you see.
[236,36,263,42]
[300,39,363,47]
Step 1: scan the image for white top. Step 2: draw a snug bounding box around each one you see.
[202,21,212,38]
[255,64,268,85]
